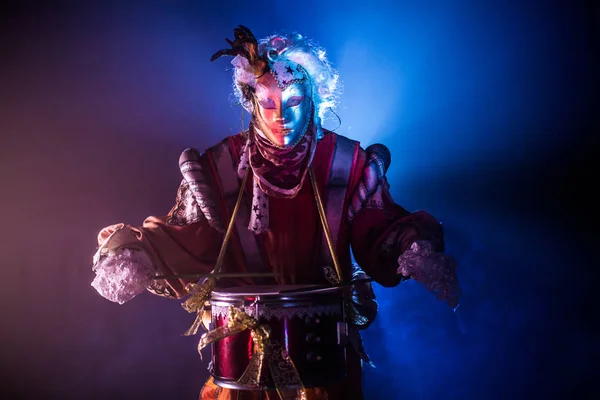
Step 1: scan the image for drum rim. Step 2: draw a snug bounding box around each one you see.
[211,284,341,297]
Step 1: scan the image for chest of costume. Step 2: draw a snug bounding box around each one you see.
[183,132,360,284]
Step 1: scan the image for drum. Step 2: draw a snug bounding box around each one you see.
[208,284,347,390]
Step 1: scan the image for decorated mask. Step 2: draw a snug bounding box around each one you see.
[253,60,312,147]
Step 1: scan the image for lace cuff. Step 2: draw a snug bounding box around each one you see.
[397,240,461,309]
[91,248,155,304]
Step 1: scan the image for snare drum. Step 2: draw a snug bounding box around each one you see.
[208,284,347,390]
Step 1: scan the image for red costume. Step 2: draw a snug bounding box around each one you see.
[91,26,460,400]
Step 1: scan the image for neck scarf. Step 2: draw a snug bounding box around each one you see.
[237,118,317,233]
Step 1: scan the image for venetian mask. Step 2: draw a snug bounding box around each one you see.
[253,60,312,148]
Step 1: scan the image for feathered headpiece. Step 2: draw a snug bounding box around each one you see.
[210,25,263,66]
[211,25,268,101]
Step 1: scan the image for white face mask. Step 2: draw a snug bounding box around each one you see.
[254,66,312,148]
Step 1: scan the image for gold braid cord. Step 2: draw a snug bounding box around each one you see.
[181,167,250,337]
[181,279,217,336]
[309,168,363,326]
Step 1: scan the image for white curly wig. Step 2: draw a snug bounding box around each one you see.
[228,31,341,135]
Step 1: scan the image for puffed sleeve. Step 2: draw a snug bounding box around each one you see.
[92,212,223,303]
[350,179,444,286]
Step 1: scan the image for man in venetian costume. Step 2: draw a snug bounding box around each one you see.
[91,26,461,400]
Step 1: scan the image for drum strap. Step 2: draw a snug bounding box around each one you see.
[312,135,375,366]
[209,140,266,278]
[319,134,359,275]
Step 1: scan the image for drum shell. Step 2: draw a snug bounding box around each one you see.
[209,286,346,390]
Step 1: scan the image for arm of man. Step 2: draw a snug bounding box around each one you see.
[91,211,223,304]
[349,144,461,308]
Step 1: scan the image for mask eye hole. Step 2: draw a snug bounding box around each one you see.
[287,96,304,107]
[258,98,276,109]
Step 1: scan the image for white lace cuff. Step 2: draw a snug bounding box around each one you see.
[397,240,461,308]
[91,248,155,304]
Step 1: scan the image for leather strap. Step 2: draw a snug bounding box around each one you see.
[209,142,266,279]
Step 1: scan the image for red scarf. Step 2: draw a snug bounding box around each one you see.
[248,119,317,199]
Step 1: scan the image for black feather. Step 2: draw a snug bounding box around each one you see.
[210,25,262,66]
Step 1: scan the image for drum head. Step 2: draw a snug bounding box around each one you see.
[212,284,336,297]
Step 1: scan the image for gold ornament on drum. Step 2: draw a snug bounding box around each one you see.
[197,305,307,398]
